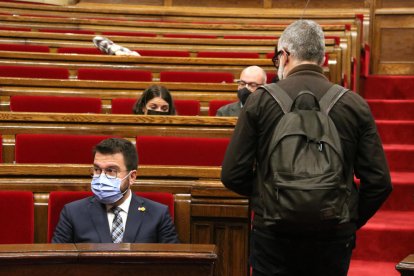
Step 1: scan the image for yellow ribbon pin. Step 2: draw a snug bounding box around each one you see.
[138,207,146,212]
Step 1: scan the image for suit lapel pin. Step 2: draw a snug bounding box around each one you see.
[138,206,146,212]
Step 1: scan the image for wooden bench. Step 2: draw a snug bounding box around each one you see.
[0,163,248,276]
[0,112,237,163]
[0,243,217,276]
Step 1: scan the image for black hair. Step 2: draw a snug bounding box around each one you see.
[93,138,138,171]
[132,84,177,115]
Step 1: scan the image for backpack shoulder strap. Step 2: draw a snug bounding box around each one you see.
[262,83,293,114]
[319,84,349,115]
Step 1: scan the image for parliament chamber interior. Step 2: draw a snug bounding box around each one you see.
[0,0,413,275]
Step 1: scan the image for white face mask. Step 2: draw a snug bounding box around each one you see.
[277,59,285,81]
[91,172,131,204]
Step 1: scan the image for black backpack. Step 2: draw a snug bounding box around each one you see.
[261,83,351,228]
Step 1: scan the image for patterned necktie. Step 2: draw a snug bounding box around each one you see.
[111,206,124,243]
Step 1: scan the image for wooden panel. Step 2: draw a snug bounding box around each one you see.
[372,9,414,74]
[171,0,263,8]
[271,0,368,9]
[376,0,414,8]
[0,243,217,276]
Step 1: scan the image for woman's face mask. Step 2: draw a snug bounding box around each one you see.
[91,172,131,205]
[144,97,169,115]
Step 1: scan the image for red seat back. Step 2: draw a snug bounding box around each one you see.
[47,191,174,242]
[208,100,236,116]
[136,49,190,57]
[102,31,157,37]
[111,98,200,116]
[197,51,259,59]
[0,65,70,79]
[77,68,153,82]
[39,28,95,35]
[160,71,234,83]
[15,134,112,164]
[10,95,102,113]
[0,43,50,53]
[0,191,34,244]
[163,34,216,39]
[136,136,230,166]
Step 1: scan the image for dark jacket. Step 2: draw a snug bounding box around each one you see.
[52,192,179,243]
[221,64,392,236]
[216,101,242,117]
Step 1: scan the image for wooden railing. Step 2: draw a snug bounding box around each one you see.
[0,243,217,276]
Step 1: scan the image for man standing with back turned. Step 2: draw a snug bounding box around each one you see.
[221,20,392,276]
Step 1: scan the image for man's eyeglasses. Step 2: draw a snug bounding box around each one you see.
[90,167,127,179]
[236,80,262,90]
[271,49,290,69]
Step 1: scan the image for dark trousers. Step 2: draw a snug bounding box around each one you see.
[250,227,355,276]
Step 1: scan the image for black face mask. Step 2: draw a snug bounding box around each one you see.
[237,87,252,106]
[146,109,169,115]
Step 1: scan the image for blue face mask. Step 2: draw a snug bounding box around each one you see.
[91,172,131,205]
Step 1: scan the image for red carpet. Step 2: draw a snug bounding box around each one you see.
[348,75,414,276]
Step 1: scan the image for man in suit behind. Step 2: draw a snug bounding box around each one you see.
[52,137,179,243]
[216,65,267,117]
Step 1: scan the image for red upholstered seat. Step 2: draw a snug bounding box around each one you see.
[197,51,260,59]
[111,98,200,116]
[10,95,102,113]
[0,65,70,79]
[160,71,234,83]
[363,75,414,99]
[163,34,216,39]
[47,191,174,242]
[0,43,50,53]
[136,136,230,166]
[135,49,190,57]
[39,28,95,35]
[77,68,153,82]
[0,191,34,244]
[0,26,31,31]
[266,72,277,83]
[223,35,276,40]
[15,134,112,164]
[57,47,102,55]
[208,100,235,116]
[102,31,157,37]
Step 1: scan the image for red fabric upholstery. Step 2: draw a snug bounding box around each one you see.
[160,71,234,83]
[135,49,190,57]
[47,191,174,242]
[111,98,200,116]
[266,72,277,83]
[174,99,200,115]
[0,191,34,244]
[208,100,235,116]
[136,136,230,166]
[15,134,111,164]
[368,100,414,120]
[57,47,102,55]
[360,44,370,77]
[77,68,152,82]
[0,27,30,31]
[39,28,95,35]
[197,51,259,59]
[223,35,276,40]
[363,75,414,99]
[0,65,69,79]
[163,34,216,39]
[102,31,157,37]
[10,95,102,113]
[0,43,50,53]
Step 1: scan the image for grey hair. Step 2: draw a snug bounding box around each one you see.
[278,20,325,65]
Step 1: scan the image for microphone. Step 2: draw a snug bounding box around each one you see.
[93,36,140,56]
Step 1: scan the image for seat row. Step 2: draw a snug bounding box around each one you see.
[5,94,233,116]
[0,190,174,244]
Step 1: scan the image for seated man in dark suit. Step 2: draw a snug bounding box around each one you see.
[216,65,268,117]
[52,137,179,244]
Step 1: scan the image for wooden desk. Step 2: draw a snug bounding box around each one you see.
[0,243,217,276]
[397,254,414,276]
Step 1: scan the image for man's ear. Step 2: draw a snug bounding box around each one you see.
[129,170,137,184]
